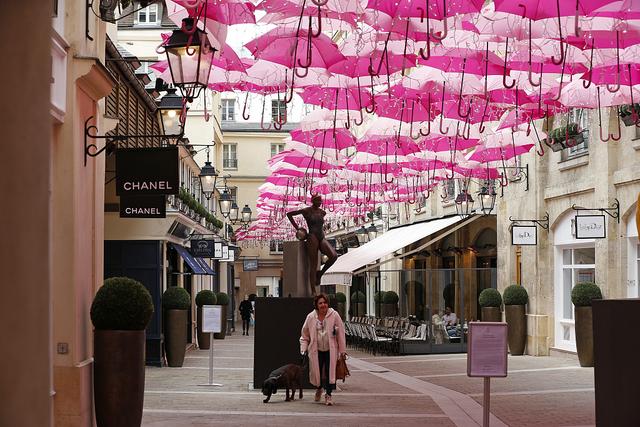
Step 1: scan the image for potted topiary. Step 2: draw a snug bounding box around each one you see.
[214,292,230,339]
[479,288,502,322]
[544,123,582,152]
[503,285,528,355]
[382,290,399,317]
[351,291,366,317]
[91,277,153,427]
[374,291,386,317]
[571,282,603,367]
[195,290,217,350]
[163,286,191,367]
[619,103,640,126]
[335,292,347,320]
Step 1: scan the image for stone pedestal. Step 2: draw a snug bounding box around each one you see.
[283,241,315,297]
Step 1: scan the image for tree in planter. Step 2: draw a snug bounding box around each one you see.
[619,103,640,126]
[503,285,528,355]
[478,288,502,322]
[351,291,366,317]
[373,291,386,317]
[571,282,603,367]
[335,292,347,320]
[162,287,191,367]
[195,290,217,350]
[382,290,399,317]
[214,292,230,339]
[91,277,153,427]
[544,123,582,152]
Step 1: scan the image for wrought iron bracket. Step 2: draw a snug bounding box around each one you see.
[500,164,529,198]
[84,116,184,166]
[571,198,620,223]
[87,0,162,40]
[508,212,550,231]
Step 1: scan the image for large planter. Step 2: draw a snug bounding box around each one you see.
[337,302,346,320]
[374,303,382,317]
[504,305,527,355]
[353,302,366,317]
[382,303,398,317]
[481,307,502,322]
[214,305,228,339]
[165,309,188,367]
[94,330,145,427]
[196,306,211,350]
[575,306,594,367]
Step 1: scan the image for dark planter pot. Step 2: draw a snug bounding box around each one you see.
[374,302,382,317]
[214,305,227,339]
[382,303,398,317]
[575,306,594,367]
[353,302,366,317]
[504,305,527,355]
[165,309,188,367]
[196,306,211,350]
[481,307,502,322]
[337,302,346,320]
[621,113,637,127]
[94,330,145,427]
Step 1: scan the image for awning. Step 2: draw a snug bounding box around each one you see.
[322,215,477,285]
[196,257,216,275]
[170,243,206,275]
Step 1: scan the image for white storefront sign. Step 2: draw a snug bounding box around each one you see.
[574,215,606,239]
[511,225,537,245]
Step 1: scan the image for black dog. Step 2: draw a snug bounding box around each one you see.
[262,355,307,403]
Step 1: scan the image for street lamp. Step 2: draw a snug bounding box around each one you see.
[163,17,216,101]
[478,181,497,215]
[241,204,252,224]
[219,189,233,218]
[199,146,218,200]
[356,225,369,244]
[229,201,239,223]
[366,223,378,241]
[156,87,185,137]
[455,189,475,219]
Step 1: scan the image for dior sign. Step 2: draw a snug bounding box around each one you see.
[574,215,606,239]
[511,225,537,246]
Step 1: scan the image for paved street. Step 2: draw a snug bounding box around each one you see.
[142,329,594,427]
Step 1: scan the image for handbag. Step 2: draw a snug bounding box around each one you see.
[335,353,350,382]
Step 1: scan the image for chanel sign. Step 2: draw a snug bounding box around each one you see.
[116,147,179,196]
[575,215,606,239]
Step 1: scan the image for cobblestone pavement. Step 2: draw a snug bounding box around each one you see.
[142,330,594,427]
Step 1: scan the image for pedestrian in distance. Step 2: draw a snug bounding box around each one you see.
[299,293,347,406]
[239,295,253,336]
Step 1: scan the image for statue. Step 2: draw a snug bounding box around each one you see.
[286,194,338,296]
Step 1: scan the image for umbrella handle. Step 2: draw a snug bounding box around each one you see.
[311,0,329,6]
[583,45,594,88]
[439,84,449,134]
[550,54,566,101]
[606,31,621,93]
[527,20,541,87]
[260,95,272,131]
[311,5,323,38]
[502,38,516,89]
[611,107,621,141]
[284,69,296,104]
[365,75,376,113]
[418,7,431,60]
[242,92,250,120]
[574,0,582,37]
[430,0,448,41]
[551,0,565,65]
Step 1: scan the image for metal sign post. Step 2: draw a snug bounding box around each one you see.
[198,305,223,387]
[467,322,508,427]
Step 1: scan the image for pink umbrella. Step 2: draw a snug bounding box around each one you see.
[290,129,355,151]
[170,0,256,25]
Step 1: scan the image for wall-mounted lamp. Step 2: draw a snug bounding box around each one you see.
[455,189,475,219]
[199,146,218,200]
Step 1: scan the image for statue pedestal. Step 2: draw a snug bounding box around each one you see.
[283,240,316,297]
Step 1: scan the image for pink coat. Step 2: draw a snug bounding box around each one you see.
[299,308,347,387]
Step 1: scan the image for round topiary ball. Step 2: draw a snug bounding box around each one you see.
[90,277,154,330]
[383,290,399,304]
[503,285,528,306]
[479,288,502,308]
[162,287,191,310]
[374,291,386,303]
[216,292,230,305]
[351,291,366,302]
[571,282,602,307]
[195,290,216,307]
[335,292,347,303]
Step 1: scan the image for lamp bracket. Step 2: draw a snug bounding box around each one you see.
[87,0,163,40]
[84,116,184,166]
[500,164,529,198]
[571,198,620,223]
[508,212,549,230]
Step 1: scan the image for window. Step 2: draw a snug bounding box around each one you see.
[270,143,285,158]
[561,248,595,321]
[271,100,286,123]
[563,109,589,159]
[442,179,456,203]
[223,144,237,169]
[221,99,235,121]
[137,3,159,25]
[269,240,284,254]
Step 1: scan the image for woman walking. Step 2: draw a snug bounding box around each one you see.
[300,294,347,406]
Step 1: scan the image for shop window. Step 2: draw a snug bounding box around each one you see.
[561,247,595,321]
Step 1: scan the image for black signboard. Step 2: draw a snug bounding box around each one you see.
[190,239,215,258]
[120,195,166,218]
[243,259,259,271]
[116,146,179,196]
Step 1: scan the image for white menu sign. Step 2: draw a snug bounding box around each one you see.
[202,305,222,333]
[467,322,508,378]
[511,225,537,246]
[575,215,606,239]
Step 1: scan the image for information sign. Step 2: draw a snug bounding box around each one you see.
[467,322,508,378]
[202,305,222,333]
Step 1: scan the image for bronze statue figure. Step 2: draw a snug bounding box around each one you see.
[286,195,338,296]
